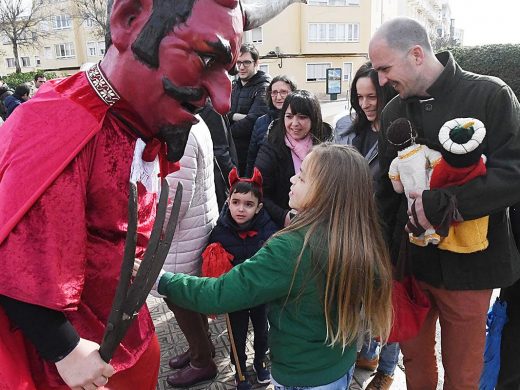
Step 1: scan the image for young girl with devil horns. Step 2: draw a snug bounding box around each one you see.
[204,167,278,389]
[154,144,393,389]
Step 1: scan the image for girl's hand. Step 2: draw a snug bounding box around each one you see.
[132,258,141,277]
[55,338,114,389]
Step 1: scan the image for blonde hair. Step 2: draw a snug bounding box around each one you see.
[279,143,393,348]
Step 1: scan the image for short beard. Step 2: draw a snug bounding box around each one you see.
[156,123,193,162]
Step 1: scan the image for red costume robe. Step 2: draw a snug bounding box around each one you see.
[430,157,489,253]
[0,64,161,388]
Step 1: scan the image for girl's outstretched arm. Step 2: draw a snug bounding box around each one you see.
[158,232,304,314]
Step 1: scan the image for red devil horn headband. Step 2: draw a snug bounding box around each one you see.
[228,167,263,189]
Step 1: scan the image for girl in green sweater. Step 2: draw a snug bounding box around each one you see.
[155,143,393,389]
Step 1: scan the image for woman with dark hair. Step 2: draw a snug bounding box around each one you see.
[245,75,297,177]
[255,90,332,228]
[335,61,396,178]
[335,61,399,390]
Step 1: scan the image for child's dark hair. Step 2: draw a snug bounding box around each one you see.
[228,167,263,202]
[229,181,262,203]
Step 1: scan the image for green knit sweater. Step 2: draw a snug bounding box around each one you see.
[158,229,356,386]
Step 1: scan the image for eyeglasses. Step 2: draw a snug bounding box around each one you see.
[236,60,253,68]
[271,90,290,98]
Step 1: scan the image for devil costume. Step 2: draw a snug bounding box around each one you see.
[0,65,163,388]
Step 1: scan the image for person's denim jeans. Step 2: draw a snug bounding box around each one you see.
[271,365,355,390]
[359,339,400,376]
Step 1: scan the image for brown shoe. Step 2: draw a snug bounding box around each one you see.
[356,354,379,371]
[168,343,216,370]
[169,350,191,370]
[166,362,218,387]
[365,372,394,390]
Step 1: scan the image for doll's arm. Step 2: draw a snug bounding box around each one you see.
[389,157,404,193]
[425,147,442,168]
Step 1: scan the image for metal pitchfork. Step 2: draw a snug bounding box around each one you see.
[99,179,183,362]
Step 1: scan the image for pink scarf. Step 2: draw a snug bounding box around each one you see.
[285,133,313,174]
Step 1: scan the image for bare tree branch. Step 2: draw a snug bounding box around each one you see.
[0,0,60,73]
[71,0,108,40]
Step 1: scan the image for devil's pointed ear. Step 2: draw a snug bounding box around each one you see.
[228,167,239,188]
[109,0,144,51]
[251,167,263,188]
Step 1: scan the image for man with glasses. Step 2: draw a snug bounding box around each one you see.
[370,17,520,390]
[228,43,270,175]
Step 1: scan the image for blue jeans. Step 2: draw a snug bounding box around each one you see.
[359,339,400,376]
[271,365,354,390]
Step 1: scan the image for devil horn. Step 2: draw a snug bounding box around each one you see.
[228,167,240,187]
[242,0,307,31]
[251,167,263,188]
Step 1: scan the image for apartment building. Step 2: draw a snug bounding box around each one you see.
[245,0,377,100]
[1,0,459,100]
[245,0,453,100]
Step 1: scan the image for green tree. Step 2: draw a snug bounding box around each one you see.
[2,70,57,89]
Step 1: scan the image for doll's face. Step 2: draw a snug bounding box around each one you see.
[228,191,262,226]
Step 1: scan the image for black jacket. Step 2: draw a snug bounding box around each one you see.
[209,204,278,266]
[377,51,520,290]
[246,110,278,177]
[255,140,294,228]
[199,104,238,211]
[228,71,270,175]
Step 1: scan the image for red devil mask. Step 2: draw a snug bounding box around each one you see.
[103,0,304,163]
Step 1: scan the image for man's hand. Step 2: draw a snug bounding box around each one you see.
[406,191,433,232]
[55,338,114,390]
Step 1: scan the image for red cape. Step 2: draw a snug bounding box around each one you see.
[0,65,159,387]
[0,70,109,245]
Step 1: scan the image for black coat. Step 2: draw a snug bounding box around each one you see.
[228,71,270,175]
[209,204,278,266]
[199,104,238,211]
[254,140,294,228]
[246,110,278,177]
[377,52,520,290]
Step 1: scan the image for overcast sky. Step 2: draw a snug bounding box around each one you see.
[449,0,520,46]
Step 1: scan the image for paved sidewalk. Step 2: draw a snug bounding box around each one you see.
[149,296,408,390]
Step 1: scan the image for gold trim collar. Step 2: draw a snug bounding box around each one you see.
[85,62,120,106]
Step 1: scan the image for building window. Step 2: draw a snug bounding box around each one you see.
[251,27,263,44]
[35,56,41,66]
[6,58,16,68]
[55,42,75,58]
[259,64,269,75]
[306,63,331,82]
[2,34,10,45]
[21,57,31,67]
[85,18,94,27]
[243,27,263,44]
[308,23,359,42]
[308,0,360,5]
[39,20,50,31]
[44,46,53,59]
[86,41,97,56]
[53,14,72,29]
[97,41,105,55]
[343,62,352,81]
